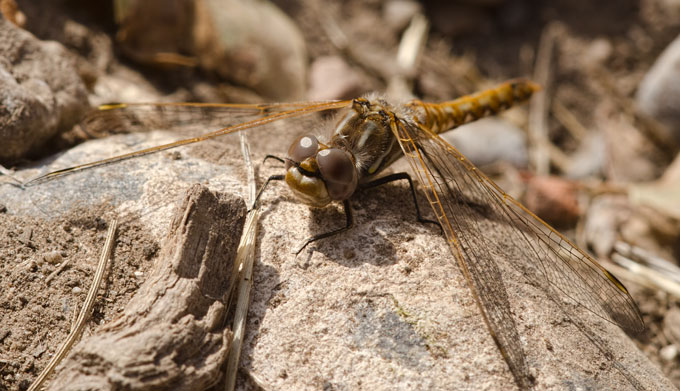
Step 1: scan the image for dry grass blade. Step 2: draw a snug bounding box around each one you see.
[552,98,588,142]
[224,134,260,391]
[224,210,260,391]
[612,241,680,298]
[27,218,117,391]
[616,241,680,283]
[387,13,429,98]
[240,131,257,208]
[0,164,22,186]
[396,13,428,73]
[529,22,560,175]
[612,254,680,298]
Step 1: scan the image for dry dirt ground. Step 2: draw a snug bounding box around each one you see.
[1,0,680,389]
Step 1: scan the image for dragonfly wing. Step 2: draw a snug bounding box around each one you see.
[392,118,644,387]
[82,100,349,137]
[18,99,354,221]
[26,100,352,186]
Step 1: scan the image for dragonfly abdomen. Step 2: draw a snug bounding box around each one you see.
[408,78,539,134]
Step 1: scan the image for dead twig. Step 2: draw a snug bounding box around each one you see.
[46,185,244,389]
[552,98,589,142]
[44,258,72,284]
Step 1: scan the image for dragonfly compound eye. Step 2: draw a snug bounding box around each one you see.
[316,148,358,200]
[287,135,320,169]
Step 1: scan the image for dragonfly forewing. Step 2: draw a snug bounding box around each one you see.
[392,116,644,387]
[25,100,352,186]
[86,100,350,135]
[393,119,531,388]
[16,101,352,236]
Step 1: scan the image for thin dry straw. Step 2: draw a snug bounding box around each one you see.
[28,218,118,391]
[224,132,260,391]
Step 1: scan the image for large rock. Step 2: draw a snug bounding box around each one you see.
[0,15,88,162]
[115,0,307,101]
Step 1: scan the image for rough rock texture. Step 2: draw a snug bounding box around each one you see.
[0,15,88,162]
[246,193,671,390]
[47,184,245,390]
[2,123,675,389]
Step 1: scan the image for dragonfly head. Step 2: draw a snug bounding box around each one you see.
[285,135,358,207]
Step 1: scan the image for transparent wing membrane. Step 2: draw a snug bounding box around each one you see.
[86,101,347,135]
[393,118,644,386]
[25,100,351,186]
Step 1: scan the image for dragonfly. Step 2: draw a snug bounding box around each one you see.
[22,79,644,389]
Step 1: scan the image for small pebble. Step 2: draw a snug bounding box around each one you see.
[42,250,63,265]
[659,344,678,362]
[23,259,37,272]
[134,271,143,277]
[72,286,82,294]
[17,229,33,245]
[524,175,581,227]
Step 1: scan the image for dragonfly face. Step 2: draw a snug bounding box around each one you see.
[284,98,402,207]
[284,134,358,207]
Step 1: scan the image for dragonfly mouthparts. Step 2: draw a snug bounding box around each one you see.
[295,164,320,178]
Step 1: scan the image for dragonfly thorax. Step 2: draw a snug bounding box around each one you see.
[284,134,358,207]
[330,98,404,180]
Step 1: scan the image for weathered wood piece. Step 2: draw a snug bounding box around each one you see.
[47,184,246,391]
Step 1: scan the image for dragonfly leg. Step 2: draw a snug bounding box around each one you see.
[263,154,285,164]
[360,172,442,233]
[293,200,353,255]
[253,155,287,209]
[253,174,285,210]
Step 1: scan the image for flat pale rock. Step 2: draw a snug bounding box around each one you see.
[2,121,675,390]
[440,118,528,168]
